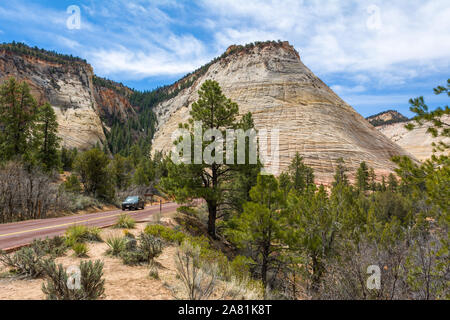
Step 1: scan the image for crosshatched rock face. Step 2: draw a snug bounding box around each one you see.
[152,42,414,184]
[377,115,450,162]
[0,50,106,151]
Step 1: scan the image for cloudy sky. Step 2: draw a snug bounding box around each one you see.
[0,0,449,117]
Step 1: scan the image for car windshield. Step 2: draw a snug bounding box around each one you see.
[125,196,138,202]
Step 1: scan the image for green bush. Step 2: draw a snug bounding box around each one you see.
[0,247,50,278]
[120,233,163,266]
[176,206,197,216]
[65,225,102,246]
[138,233,163,262]
[229,255,254,281]
[41,260,105,300]
[120,250,147,266]
[31,236,68,257]
[105,236,127,256]
[144,224,186,244]
[184,236,229,277]
[72,243,89,258]
[63,174,82,193]
[114,214,136,229]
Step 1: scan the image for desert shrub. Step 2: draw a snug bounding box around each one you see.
[65,225,102,246]
[41,259,105,300]
[31,236,68,257]
[105,235,127,256]
[224,276,264,300]
[175,241,219,300]
[120,250,147,266]
[84,227,102,242]
[120,233,163,266]
[138,233,163,262]
[123,231,137,251]
[72,242,89,258]
[114,213,136,229]
[67,193,101,212]
[0,247,50,278]
[144,224,186,244]
[149,262,159,279]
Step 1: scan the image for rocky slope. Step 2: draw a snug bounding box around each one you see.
[366,110,409,127]
[92,76,138,125]
[151,41,414,183]
[0,47,109,150]
[377,114,450,161]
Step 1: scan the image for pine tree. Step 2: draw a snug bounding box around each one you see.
[368,167,377,192]
[34,102,61,171]
[285,185,338,295]
[0,77,38,161]
[332,157,349,187]
[111,154,132,190]
[74,148,114,200]
[226,174,285,295]
[287,152,315,194]
[356,161,369,192]
[160,80,241,238]
[387,173,398,192]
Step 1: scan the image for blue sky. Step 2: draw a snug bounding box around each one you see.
[0,0,449,117]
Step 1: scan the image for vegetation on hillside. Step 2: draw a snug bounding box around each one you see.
[0,77,170,223]
[161,80,449,299]
[366,110,410,127]
[0,42,87,66]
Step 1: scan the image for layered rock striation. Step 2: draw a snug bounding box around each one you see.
[0,49,106,150]
[152,41,414,183]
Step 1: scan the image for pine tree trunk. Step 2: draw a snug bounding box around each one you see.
[207,202,217,238]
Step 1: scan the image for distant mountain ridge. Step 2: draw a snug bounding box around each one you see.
[366,110,409,127]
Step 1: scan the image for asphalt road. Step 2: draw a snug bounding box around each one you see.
[0,202,179,251]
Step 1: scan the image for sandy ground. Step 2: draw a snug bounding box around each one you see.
[0,211,187,300]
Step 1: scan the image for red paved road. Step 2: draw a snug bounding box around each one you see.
[0,202,179,251]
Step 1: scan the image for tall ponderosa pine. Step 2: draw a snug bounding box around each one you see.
[34,102,61,171]
[161,80,246,237]
[0,77,38,161]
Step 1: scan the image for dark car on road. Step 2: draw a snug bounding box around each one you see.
[121,196,145,211]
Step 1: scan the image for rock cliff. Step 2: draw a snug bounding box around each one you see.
[0,48,106,150]
[151,41,414,183]
[377,115,450,161]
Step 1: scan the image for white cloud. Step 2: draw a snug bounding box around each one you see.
[89,34,210,79]
[199,0,450,89]
[1,0,449,93]
[330,85,366,95]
